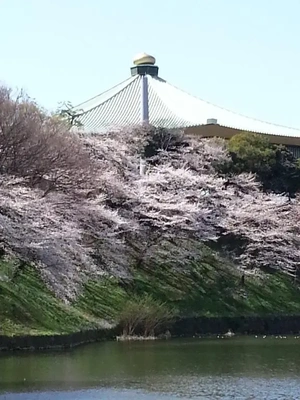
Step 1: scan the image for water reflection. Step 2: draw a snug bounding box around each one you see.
[0,337,300,399]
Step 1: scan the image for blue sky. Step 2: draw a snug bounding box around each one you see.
[1,0,300,127]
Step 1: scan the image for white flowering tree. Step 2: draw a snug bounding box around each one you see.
[0,88,299,300]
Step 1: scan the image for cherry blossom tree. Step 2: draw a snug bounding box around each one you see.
[0,104,299,301]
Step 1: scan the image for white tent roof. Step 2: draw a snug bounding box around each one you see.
[74,72,300,138]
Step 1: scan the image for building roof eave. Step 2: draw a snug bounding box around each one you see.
[186,124,300,146]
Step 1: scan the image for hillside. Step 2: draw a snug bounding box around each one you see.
[1,248,300,337]
[0,87,300,338]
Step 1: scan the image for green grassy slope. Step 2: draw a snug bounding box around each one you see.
[0,261,100,336]
[76,248,300,321]
[1,247,300,337]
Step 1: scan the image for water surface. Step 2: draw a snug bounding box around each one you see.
[0,337,300,399]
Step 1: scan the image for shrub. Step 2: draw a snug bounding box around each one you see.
[222,132,300,196]
[118,295,177,337]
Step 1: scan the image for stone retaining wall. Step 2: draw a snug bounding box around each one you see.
[172,315,300,336]
[1,315,300,352]
[0,327,118,352]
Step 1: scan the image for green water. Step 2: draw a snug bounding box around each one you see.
[0,337,300,399]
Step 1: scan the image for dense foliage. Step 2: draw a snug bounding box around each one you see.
[224,132,300,196]
[0,87,299,302]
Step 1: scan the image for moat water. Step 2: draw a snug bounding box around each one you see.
[0,337,300,399]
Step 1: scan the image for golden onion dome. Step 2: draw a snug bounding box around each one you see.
[133,53,156,66]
